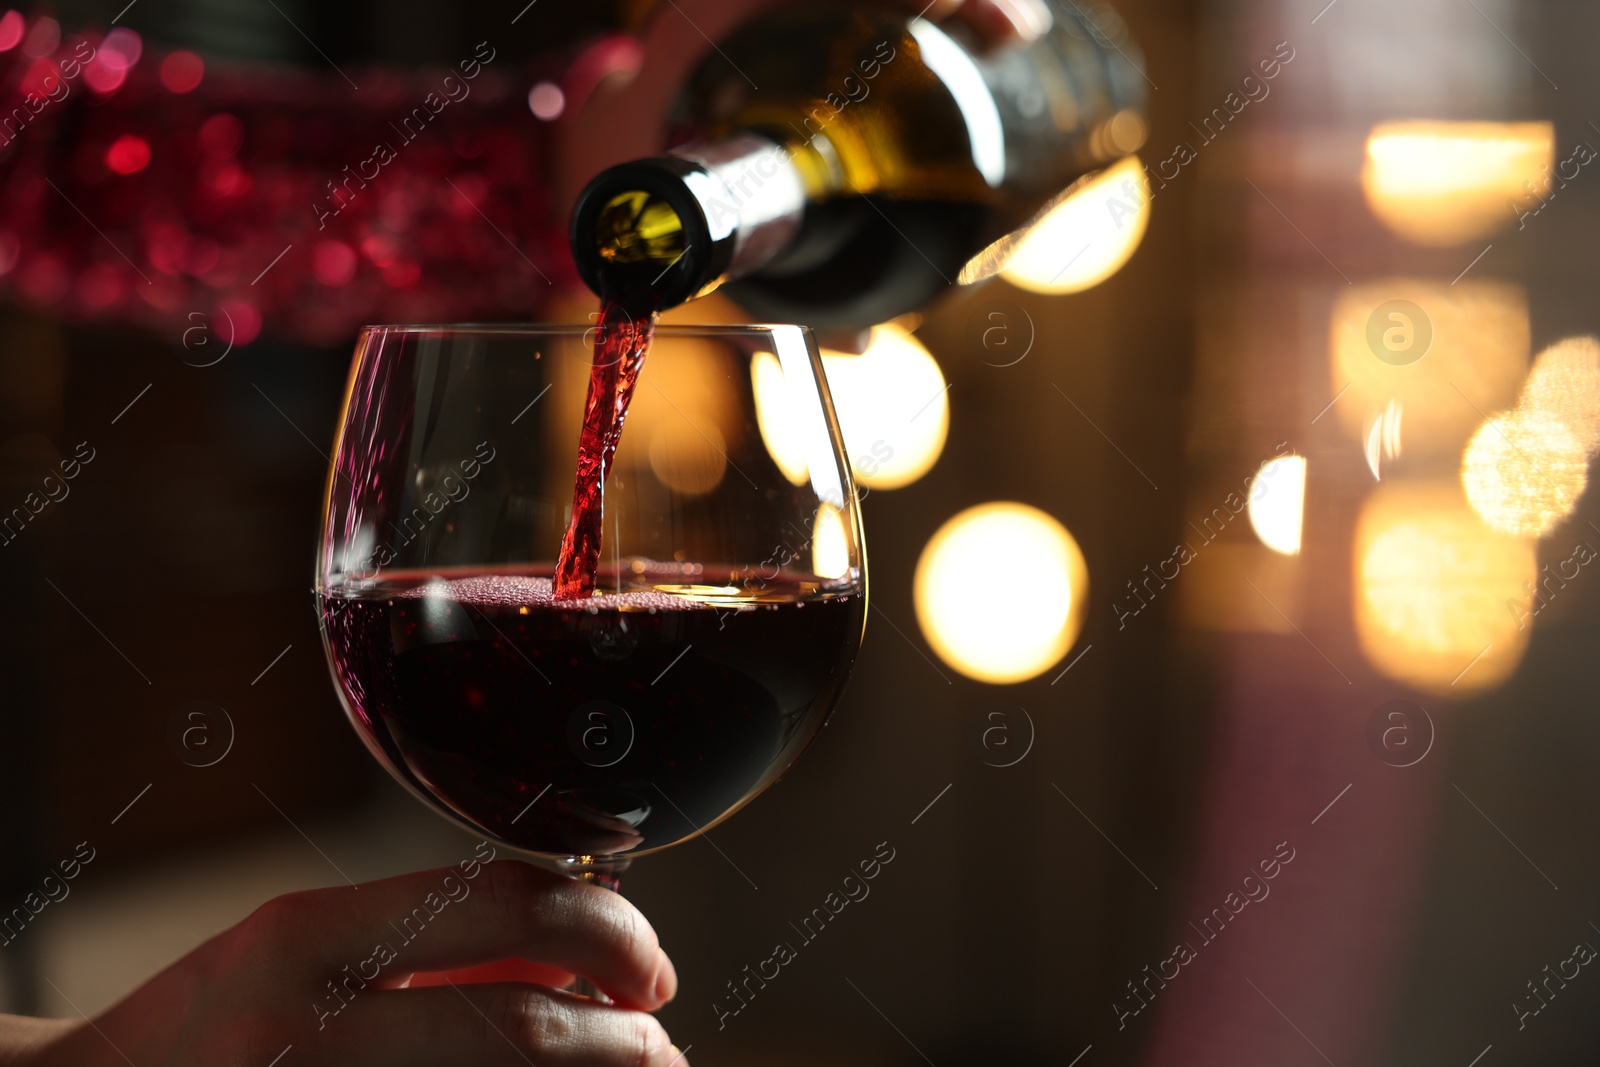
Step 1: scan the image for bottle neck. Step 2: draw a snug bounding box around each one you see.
[569,133,808,315]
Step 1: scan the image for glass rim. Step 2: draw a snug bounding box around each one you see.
[355,322,819,339]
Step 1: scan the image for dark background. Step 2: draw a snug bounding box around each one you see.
[4,0,1600,1064]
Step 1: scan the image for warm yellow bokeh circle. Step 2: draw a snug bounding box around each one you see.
[913,502,1088,684]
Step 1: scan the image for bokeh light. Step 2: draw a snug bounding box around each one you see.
[218,299,261,346]
[313,241,358,287]
[77,263,122,308]
[20,15,56,58]
[83,27,141,96]
[1248,455,1307,555]
[1362,121,1554,246]
[528,81,565,121]
[1461,410,1587,536]
[83,56,128,95]
[997,155,1150,294]
[197,113,245,158]
[0,11,24,52]
[1519,336,1600,457]
[98,27,142,70]
[604,333,736,498]
[104,135,150,175]
[158,50,204,94]
[820,323,948,490]
[667,293,944,492]
[1354,482,1534,695]
[914,503,1088,684]
[1329,279,1529,452]
[647,418,726,496]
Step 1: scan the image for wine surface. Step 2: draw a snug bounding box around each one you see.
[319,568,862,857]
[552,300,657,600]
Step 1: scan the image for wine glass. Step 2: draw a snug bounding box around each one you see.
[314,322,866,993]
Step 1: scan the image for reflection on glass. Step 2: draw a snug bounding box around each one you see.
[1329,279,1528,451]
[1461,411,1587,536]
[908,20,1005,186]
[820,323,949,490]
[1364,400,1403,481]
[1361,121,1554,246]
[773,325,847,508]
[1520,335,1600,456]
[750,350,812,487]
[996,156,1151,294]
[812,503,850,581]
[1248,455,1307,555]
[913,502,1087,684]
[1354,482,1534,694]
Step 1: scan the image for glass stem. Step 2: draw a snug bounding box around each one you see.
[562,854,632,1003]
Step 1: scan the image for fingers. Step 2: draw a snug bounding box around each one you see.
[244,860,676,1010]
[320,982,689,1067]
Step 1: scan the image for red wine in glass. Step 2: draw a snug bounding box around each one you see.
[320,568,861,857]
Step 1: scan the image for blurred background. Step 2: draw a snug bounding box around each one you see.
[2,0,1600,1063]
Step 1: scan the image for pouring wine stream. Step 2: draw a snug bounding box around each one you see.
[552,299,659,602]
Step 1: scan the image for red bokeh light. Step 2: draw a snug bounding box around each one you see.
[219,298,261,346]
[159,50,203,93]
[0,9,567,341]
[18,56,61,97]
[445,175,487,217]
[105,135,151,174]
[183,236,219,277]
[77,263,123,309]
[19,15,55,58]
[199,159,251,199]
[19,255,68,302]
[83,58,127,95]
[98,28,141,70]
[137,277,184,312]
[145,223,186,275]
[381,259,421,289]
[360,232,397,268]
[0,11,25,53]
[313,241,357,287]
[197,113,244,158]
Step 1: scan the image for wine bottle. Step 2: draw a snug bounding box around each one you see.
[568,0,1147,329]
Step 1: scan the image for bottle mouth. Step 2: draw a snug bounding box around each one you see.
[569,157,728,315]
[594,190,686,269]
